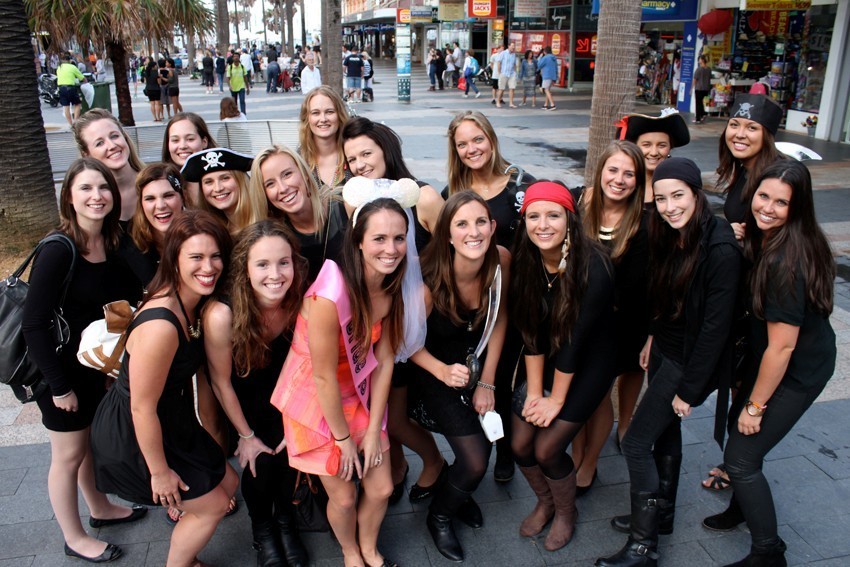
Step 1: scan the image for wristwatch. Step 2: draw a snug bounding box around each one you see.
[745,400,766,417]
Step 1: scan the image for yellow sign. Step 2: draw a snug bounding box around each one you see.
[744,0,811,9]
[493,19,504,31]
[397,9,410,24]
[552,34,561,55]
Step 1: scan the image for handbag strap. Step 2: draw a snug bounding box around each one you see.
[39,234,77,313]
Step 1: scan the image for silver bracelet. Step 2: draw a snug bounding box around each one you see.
[476,381,496,391]
[238,429,255,440]
[52,391,73,400]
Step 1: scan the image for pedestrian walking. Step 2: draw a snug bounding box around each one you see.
[693,56,711,123]
[227,56,248,115]
[56,52,86,126]
[519,50,538,107]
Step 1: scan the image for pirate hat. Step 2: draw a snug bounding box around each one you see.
[617,109,690,148]
[180,148,254,183]
[728,94,783,135]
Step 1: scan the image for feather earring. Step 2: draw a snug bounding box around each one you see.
[558,232,570,274]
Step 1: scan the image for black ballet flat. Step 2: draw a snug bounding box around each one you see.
[64,542,123,563]
[409,460,448,502]
[89,505,147,528]
[388,464,409,505]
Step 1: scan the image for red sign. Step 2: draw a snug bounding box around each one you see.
[468,0,496,18]
[397,9,410,23]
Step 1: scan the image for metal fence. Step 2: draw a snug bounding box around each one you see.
[46,120,300,182]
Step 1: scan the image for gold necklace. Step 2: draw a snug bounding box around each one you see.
[542,261,559,290]
[175,292,201,339]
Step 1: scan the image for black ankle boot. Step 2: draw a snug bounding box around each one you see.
[426,481,472,562]
[723,538,787,567]
[252,520,285,567]
[596,492,660,567]
[611,455,682,535]
[456,496,483,528]
[703,493,745,531]
[276,511,309,567]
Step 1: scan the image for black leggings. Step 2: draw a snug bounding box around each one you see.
[445,432,492,492]
[724,380,823,551]
[241,450,297,522]
[621,349,683,493]
[511,414,584,480]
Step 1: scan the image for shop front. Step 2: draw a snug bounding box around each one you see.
[342,7,397,59]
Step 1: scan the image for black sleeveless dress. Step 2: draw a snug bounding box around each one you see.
[408,306,486,436]
[91,308,226,505]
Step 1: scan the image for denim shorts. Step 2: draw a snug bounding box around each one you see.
[346,76,362,89]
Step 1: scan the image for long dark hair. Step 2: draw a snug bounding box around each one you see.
[58,158,122,254]
[229,220,307,376]
[341,117,413,179]
[716,122,784,205]
[421,192,500,328]
[160,113,217,165]
[743,161,834,318]
[648,184,712,321]
[144,210,233,305]
[340,198,408,356]
[130,162,185,254]
[510,187,602,353]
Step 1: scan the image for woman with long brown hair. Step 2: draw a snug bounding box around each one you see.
[510,181,616,553]
[408,191,510,562]
[74,108,145,222]
[204,221,309,566]
[272,198,409,567]
[298,85,351,190]
[91,210,238,567]
[571,140,649,494]
[22,158,146,563]
[161,113,217,207]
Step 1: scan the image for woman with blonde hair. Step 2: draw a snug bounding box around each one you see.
[73,108,145,222]
[571,140,650,496]
[298,85,351,190]
[181,147,266,234]
[250,145,349,282]
[204,220,309,566]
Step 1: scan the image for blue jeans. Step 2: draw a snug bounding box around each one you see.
[266,63,280,92]
[428,65,436,86]
[217,72,225,92]
[464,73,479,95]
[231,89,246,115]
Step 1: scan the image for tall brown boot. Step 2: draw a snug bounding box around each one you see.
[518,465,554,537]
[543,470,578,551]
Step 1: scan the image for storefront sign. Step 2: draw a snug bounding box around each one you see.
[678,21,698,113]
[575,32,597,56]
[514,0,546,19]
[551,33,562,55]
[468,0,496,19]
[410,7,436,23]
[744,1,811,9]
[527,33,546,53]
[737,10,789,38]
[439,0,465,22]
[641,0,698,22]
[493,19,504,31]
[396,9,410,24]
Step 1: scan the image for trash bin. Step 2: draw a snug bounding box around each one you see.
[80,81,113,113]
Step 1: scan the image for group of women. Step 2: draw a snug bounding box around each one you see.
[21,90,835,567]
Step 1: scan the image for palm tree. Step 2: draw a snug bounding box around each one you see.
[0,0,57,241]
[584,0,642,181]
[284,0,294,52]
[26,0,214,126]
[321,0,342,93]
[216,0,229,53]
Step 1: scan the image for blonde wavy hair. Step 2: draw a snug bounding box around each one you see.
[196,169,267,234]
[298,85,349,173]
[446,110,508,196]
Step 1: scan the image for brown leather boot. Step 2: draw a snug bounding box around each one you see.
[543,470,578,551]
[518,465,554,536]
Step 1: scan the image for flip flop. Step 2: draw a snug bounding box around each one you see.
[701,463,731,491]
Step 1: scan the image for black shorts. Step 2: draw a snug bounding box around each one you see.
[491,78,499,89]
[168,87,180,97]
[59,85,80,106]
[145,88,161,102]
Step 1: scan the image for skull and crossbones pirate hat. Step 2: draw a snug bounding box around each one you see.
[728,94,783,135]
[180,147,254,183]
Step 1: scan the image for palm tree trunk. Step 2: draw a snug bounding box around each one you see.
[299,0,306,47]
[321,0,342,94]
[216,0,230,53]
[0,0,59,242]
[108,40,135,127]
[285,0,294,52]
[584,0,642,181]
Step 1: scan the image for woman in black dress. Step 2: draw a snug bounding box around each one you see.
[22,158,145,563]
[204,221,309,566]
[572,141,649,494]
[510,181,616,552]
[597,158,741,567]
[409,192,510,562]
[250,145,348,283]
[91,211,238,567]
[446,110,536,482]
[721,161,836,567]
[341,117,447,503]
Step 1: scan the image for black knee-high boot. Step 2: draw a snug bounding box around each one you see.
[276,508,309,567]
[596,491,660,567]
[612,455,682,535]
[252,520,285,567]
[426,481,472,562]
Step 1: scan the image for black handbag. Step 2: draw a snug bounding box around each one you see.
[0,234,76,403]
[291,471,330,532]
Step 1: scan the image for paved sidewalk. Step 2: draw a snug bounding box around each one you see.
[10,60,849,565]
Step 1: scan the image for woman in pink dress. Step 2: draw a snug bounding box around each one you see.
[272,197,409,567]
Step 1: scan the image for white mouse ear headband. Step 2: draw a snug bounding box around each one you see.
[343,177,421,227]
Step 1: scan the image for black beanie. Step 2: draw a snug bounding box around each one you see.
[652,157,702,191]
